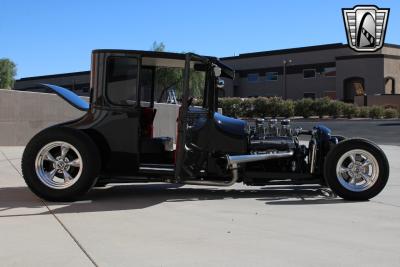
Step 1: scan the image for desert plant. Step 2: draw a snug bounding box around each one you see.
[342,103,358,118]
[266,97,285,117]
[294,98,314,118]
[311,97,331,118]
[252,97,269,117]
[369,106,385,119]
[280,99,295,118]
[216,97,399,120]
[238,98,254,118]
[327,100,345,118]
[218,97,242,117]
[383,108,398,119]
[357,106,370,118]
[192,98,203,106]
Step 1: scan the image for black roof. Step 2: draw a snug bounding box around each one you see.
[92,49,218,61]
[93,49,234,77]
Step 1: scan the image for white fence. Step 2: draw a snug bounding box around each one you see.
[0,89,180,145]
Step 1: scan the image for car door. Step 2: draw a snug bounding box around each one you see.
[175,56,213,179]
[99,55,142,174]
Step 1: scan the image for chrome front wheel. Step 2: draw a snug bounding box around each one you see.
[336,149,379,192]
[324,138,389,200]
[35,141,83,189]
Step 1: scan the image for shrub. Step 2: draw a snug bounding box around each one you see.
[342,103,358,118]
[357,106,370,118]
[238,98,254,118]
[327,100,345,118]
[219,98,242,117]
[294,98,314,118]
[217,97,398,120]
[281,99,295,118]
[192,98,203,107]
[383,108,399,119]
[245,97,294,118]
[252,97,269,117]
[311,97,331,118]
[266,97,285,117]
[369,106,385,119]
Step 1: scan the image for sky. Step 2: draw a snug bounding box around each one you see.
[1,0,399,78]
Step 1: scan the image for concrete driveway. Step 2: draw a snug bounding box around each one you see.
[0,146,399,267]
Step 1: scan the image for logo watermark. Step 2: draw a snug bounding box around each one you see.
[342,5,389,52]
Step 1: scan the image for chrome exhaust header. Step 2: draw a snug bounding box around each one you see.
[226,151,294,167]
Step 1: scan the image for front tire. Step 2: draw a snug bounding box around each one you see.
[22,127,101,201]
[324,138,389,201]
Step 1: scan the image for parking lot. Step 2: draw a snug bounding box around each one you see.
[0,144,399,267]
[292,119,400,146]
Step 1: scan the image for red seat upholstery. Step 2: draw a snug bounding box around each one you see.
[141,107,156,138]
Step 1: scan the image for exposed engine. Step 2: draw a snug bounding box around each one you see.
[248,118,300,139]
[247,118,308,174]
[248,118,300,151]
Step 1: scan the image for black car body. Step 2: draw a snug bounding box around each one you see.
[21,50,390,201]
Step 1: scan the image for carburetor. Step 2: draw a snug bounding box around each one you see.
[248,118,296,139]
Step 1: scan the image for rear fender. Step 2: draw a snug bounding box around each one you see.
[40,83,89,111]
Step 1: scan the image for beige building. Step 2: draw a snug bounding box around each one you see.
[220,43,400,102]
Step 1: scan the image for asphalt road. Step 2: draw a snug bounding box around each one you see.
[1,145,399,267]
[291,119,400,145]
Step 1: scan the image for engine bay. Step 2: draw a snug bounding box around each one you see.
[246,118,309,178]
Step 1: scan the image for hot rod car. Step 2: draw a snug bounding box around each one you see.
[22,50,389,201]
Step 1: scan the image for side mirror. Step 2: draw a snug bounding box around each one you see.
[213,65,222,77]
[217,78,224,89]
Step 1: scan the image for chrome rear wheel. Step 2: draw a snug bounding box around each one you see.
[22,127,101,201]
[35,141,83,189]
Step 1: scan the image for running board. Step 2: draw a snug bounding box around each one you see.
[138,164,175,176]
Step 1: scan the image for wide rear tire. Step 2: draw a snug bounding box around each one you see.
[22,127,101,201]
[324,138,389,201]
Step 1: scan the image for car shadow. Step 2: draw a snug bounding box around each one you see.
[0,183,359,218]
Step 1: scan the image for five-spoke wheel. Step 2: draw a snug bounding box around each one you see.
[35,141,83,189]
[336,149,379,192]
[325,138,389,200]
[22,127,101,201]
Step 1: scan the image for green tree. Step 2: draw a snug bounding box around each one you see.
[151,41,166,52]
[0,58,17,89]
[151,41,204,100]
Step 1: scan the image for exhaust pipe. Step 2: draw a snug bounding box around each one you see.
[226,151,294,166]
[183,151,294,187]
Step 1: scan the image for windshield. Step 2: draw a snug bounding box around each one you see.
[153,66,206,104]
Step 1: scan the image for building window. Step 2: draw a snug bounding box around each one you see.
[303,69,316,79]
[247,73,259,83]
[323,67,336,77]
[384,77,395,94]
[266,72,278,81]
